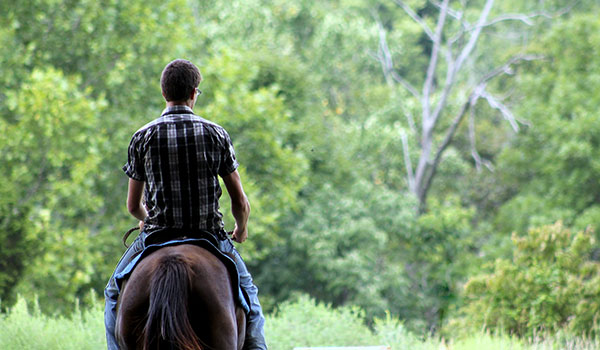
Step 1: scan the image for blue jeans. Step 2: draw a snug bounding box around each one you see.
[104,231,267,349]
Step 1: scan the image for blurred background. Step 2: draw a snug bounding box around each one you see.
[1,0,600,347]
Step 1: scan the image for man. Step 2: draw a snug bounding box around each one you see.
[104,59,267,350]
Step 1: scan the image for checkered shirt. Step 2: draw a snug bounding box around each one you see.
[122,105,239,233]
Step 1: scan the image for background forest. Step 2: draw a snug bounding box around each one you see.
[1,0,600,345]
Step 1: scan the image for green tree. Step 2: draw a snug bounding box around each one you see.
[492,13,600,237]
[258,180,416,320]
[0,0,199,309]
[199,49,310,260]
[0,68,107,311]
[0,0,319,311]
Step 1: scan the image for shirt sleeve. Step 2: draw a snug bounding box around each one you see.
[122,131,146,181]
[218,128,239,177]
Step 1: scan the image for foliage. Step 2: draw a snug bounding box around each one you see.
[0,68,107,310]
[461,222,600,336]
[492,14,600,237]
[0,0,315,311]
[259,171,478,332]
[258,180,415,318]
[0,0,599,340]
[0,195,31,308]
[400,196,478,331]
[200,49,310,260]
[0,0,198,310]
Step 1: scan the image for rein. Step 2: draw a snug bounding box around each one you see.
[122,226,140,248]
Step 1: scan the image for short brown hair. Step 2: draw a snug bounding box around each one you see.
[160,59,202,102]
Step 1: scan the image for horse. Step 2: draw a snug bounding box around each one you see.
[115,244,246,350]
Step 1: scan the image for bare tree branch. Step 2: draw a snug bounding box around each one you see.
[377,0,571,213]
[470,1,578,30]
[448,22,467,47]
[453,0,494,77]
[401,130,416,193]
[393,0,435,40]
[375,19,395,85]
[480,89,519,132]
[390,71,420,99]
[468,106,482,171]
[428,0,494,131]
[403,108,418,139]
[431,0,469,45]
[420,88,480,205]
[420,52,541,200]
[430,0,464,21]
[469,106,494,172]
[479,54,543,85]
[484,13,540,26]
[413,0,450,206]
[422,0,450,129]
[372,13,420,98]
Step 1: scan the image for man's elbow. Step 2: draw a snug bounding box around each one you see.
[127,201,140,216]
[234,196,250,215]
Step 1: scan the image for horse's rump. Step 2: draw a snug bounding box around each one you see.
[116,244,245,350]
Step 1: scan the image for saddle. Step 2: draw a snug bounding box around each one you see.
[115,228,250,314]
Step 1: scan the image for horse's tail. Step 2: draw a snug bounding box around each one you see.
[143,254,201,350]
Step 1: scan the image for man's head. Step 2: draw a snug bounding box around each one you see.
[160,59,202,103]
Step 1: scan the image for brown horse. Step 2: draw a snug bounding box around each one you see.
[115,244,246,350]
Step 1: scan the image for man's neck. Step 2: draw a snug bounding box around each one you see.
[166,101,194,109]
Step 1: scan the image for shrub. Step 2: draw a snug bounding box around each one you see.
[460,222,600,336]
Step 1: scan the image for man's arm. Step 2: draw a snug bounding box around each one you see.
[127,178,147,229]
[222,170,250,243]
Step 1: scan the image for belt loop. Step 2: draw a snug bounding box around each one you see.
[217,228,228,241]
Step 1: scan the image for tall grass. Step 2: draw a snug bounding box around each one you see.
[0,296,105,350]
[0,295,597,350]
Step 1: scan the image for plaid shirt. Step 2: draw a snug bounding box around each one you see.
[123,105,239,233]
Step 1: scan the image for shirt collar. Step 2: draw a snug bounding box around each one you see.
[161,105,194,116]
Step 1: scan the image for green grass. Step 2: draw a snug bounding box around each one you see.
[1,295,598,350]
[0,297,105,350]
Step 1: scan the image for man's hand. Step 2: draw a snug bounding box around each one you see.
[231,224,248,243]
[138,220,145,231]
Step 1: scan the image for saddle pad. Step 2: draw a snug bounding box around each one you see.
[114,237,250,314]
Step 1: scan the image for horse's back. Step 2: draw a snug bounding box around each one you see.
[116,244,244,350]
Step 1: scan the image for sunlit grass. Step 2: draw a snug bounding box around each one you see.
[0,295,598,350]
[0,296,105,350]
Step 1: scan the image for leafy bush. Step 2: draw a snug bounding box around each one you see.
[460,222,600,336]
